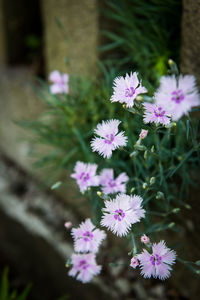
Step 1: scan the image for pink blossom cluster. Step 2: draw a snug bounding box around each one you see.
[71,161,129,195]
[110,71,200,124]
[68,218,106,283]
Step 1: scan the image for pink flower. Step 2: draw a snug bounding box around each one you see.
[143,103,171,125]
[91,120,127,159]
[137,240,176,280]
[71,219,106,253]
[139,129,148,140]
[141,234,150,244]
[99,168,129,194]
[110,72,147,108]
[155,75,200,121]
[49,70,69,94]
[130,256,139,269]
[100,194,145,237]
[69,253,101,283]
[64,221,72,229]
[71,162,99,193]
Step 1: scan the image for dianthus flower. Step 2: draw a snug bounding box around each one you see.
[99,168,129,194]
[100,194,145,237]
[137,240,176,280]
[110,72,147,108]
[130,256,139,269]
[71,219,106,253]
[91,120,127,159]
[49,70,69,94]
[71,162,99,193]
[69,253,101,283]
[155,75,200,121]
[143,103,171,125]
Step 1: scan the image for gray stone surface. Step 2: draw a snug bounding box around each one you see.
[181,0,200,84]
[41,0,99,76]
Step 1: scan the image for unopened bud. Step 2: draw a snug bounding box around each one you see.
[150,177,155,185]
[134,144,146,151]
[196,270,200,275]
[130,187,135,193]
[130,151,138,157]
[143,183,148,189]
[64,221,72,229]
[168,59,174,66]
[122,104,126,109]
[185,204,191,210]
[87,187,91,191]
[97,191,102,197]
[168,222,175,228]
[136,95,143,101]
[139,129,148,140]
[144,150,148,159]
[172,208,180,214]
[156,191,164,200]
[151,145,155,152]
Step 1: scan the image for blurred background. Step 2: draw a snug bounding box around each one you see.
[0,0,200,299]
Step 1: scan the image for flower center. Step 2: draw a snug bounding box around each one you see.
[80,172,90,182]
[104,133,115,144]
[154,106,166,117]
[79,259,89,270]
[125,87,136,97]
[150,254,162,266]
[83,231,94,242]
[171,89,184,103]
[114,209,125,221]
[108,179,116,188]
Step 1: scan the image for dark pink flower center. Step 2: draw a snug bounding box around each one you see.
[79,259,89,270]
[125,87,136,97]
[80,172,90,182]
[83,231,94,242]
[154,106,166,117]
[108,179,116,188]
[150,254,162,266]
[171,89,184,103]
[104,133,115,144]
[114,209,125,221]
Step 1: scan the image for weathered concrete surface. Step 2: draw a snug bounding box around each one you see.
[181,0,200,84]
[41,0,99,75]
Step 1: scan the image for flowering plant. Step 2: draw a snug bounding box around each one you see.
[20,61,200,285]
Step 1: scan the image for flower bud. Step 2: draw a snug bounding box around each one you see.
[141,234,150,244]
[97,191,102,197]
[136,95,143,101]
[156,191,164,199]
[139,129,148,140]
[130,256,139,269]
[172,208,180,214]
[150,177,155,185]
[143,183,148,189]
[151,145,155,152]
[64,221,72,229]
[144,150,148,159]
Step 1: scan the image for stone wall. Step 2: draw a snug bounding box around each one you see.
[181,0,200,84]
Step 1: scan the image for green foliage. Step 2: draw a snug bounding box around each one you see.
[101,0,182,84]
[0,268,31,300]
